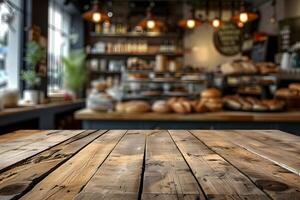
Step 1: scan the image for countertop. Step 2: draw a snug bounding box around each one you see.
[0,100,85,117]
[75,108,300,122]
[0,130,299,199]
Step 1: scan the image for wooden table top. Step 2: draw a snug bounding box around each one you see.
[0,130,299,200]
[76,108,300,122]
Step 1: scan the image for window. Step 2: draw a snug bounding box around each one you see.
[48,0,71,95]
[0,0,22,89]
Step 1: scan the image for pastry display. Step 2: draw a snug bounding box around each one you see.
[152,100,172,113]
[256,62,278,75]
[223,95,285,112]
[237,86,263,96]
[220,60,257,75]
[116,101,151,113]
[127,73,149,80]
[288,83,300,92]
[220,60,278,76]
[275,88,298,98]
[275,83,300,109]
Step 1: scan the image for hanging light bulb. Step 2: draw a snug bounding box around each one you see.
[92,12,102,23]
[239,12,248,23]
[211,0,222,29]
[232,2,258,24]
[147,20,156,29]
[212,17,221,28]
[179,7,201,29]
[83,0,109,24]
[137,3,164,31]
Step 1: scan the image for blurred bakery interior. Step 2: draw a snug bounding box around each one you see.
[2,0,300,134]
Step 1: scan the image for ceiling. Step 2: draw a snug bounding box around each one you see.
[65,0,259,14]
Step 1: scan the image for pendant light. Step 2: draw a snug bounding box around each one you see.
[179,6,201,29]
[231,1,244,28]
[83,0,109,24]
[211,0,222,29]
[137,2,164,31]
[232,1,258,24]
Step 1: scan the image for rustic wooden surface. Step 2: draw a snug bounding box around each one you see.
[75,109,300,122]
[0,130,299,200]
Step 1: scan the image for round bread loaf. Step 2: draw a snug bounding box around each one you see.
[171,100,192,114]
[191,101,207,113]
[116,101,150,113]
[152,100,172,113]
[275,88,298,98]
[289,83,300,92]
[201,88,221,99]
[204,98,223,112]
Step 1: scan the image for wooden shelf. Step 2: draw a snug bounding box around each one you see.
[88,52,183,58]
[89,32,181,39]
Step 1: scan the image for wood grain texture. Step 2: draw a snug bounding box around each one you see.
[0,130,106,200]
[0,130,48,144]
[0,129,298,200]
[169,130,270,200]
[216,130,300,175]
[19,130,127,200]
[75,130,146,200]
[0,130,84,172]
[191,130,300,200]
[142,130,204,199]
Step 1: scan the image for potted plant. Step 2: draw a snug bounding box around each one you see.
[62,50,87,99]
[22,41,45,104]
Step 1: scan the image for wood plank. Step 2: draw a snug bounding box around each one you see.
[216,130,300,175]
[19,130,127,200]
[191,130,300,200]
[142,194,204,200]
[169,130,270,200]
[0,130,49,144]
[75,130,146,200]
[0,130,85,172]
[0,130,59,154]
[0,130,106,200]
[142,130,204,199]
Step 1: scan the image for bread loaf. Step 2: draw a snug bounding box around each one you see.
[116,101,150,113]
[152,100,172,113]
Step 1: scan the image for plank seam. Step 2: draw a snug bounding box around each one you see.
[231,130,300,176]
[188,130,274,200]
[76,130,129,194]
[0,130,88,174]
[13,130,107,200]
[138,132,147,200]
[167,130,208,200]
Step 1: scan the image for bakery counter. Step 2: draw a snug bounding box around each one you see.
[75,109,300,135]
[0,100,85,133]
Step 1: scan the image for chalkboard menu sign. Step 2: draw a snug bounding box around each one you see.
[279,17,300,51]
[213,22,242,56]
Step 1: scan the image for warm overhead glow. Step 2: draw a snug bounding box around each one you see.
[187,19,196,29]
[237,21,244,28]
[147,20,156,29]
[239,12,248,23]
[212,18,221,28]
[92,12,102,23]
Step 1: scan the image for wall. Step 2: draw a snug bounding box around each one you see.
[284,0,300,18]
[183,8,240,69]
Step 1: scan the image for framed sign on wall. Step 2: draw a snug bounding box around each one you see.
[213,22,242,56]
